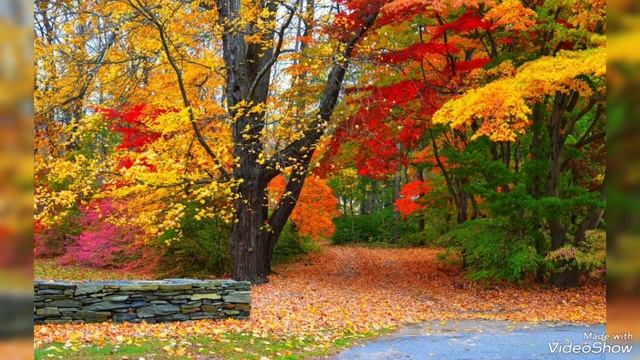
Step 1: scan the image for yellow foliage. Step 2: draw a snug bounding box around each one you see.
[433,48,605,142]
[483,0,537,31]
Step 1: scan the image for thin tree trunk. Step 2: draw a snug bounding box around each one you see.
[548,95,567,251]
[392,167,401,242]
[416,168,426,231]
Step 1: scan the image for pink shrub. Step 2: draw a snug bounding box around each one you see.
[59,199,157,272]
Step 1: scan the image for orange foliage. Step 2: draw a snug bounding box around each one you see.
[269,175,341,240]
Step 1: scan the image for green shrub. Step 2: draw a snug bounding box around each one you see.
[332,209,418,244]
[155,202,231,277]
[398,224,442,247]
[544,230,605,281]
[272,222,318,264]
[156,202,316,277]
[438,218,541,282]
[576,230,606,280]
[398,232,428,247]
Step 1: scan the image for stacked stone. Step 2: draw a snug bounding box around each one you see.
[34,279,251,324]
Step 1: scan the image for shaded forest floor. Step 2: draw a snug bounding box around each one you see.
[34,245,605,359]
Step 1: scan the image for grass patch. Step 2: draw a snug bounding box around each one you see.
[35,330,387,359]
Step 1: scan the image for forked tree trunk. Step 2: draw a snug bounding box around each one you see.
[217,0,380,283]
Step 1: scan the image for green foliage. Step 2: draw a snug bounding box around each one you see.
[398,221,446,247]
[155,201,231,277]
[272,222,319,264]
[438,218,541,282]
[544,229,605,281]
[398,231,429,247]
[332,208,418,244]
[576,230,606,279]
[157,211,318,276]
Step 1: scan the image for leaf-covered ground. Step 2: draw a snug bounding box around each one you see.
[34,246,605,358]
[34,259,151,281]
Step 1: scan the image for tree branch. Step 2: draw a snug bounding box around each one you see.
[128,0,230,181]
[247,0,301,100]
[264,10,379,176]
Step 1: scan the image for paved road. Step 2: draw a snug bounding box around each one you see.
[334,320,637,360]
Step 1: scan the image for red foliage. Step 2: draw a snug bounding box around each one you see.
[432,11,492,38]
[34,220,69,258]
[347,80,425,106]
[375,0,431,28]
[333,0,388,37]
[555,18,574,29]
[98,104,163,151]
[455,57,492,72]
[394,180,433,216]
[326,80,437,179]
[555,41,575,51]
[98,104,178,173]
[116,156,158,172]
[498,37,515,45]
[379,42,460,63]
[395,197,423,216]
[356,152,406,179]
[398,118,424,147]
[400,179,432,198]
[268,176,341,239]
[324,7,494,180]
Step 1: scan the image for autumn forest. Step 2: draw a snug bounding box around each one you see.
[33,0,607,357]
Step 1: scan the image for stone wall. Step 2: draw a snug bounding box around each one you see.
[34,279,250,324]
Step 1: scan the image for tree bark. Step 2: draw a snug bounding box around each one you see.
[230,176,270,283]
[548,95,567,251]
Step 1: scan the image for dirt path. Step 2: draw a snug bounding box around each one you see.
[250,245,605,338]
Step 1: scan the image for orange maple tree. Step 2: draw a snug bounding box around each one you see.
[269,175,341,240]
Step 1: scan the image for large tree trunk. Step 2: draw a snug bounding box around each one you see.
[218,0,379,282]
[230,179,270,283]
[218,0,277,283]
[547,94,579,287]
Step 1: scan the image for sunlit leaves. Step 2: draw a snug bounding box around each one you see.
[483,0,537,31]
[433,48,605,142]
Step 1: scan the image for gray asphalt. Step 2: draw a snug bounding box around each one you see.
[333,320,637,360]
